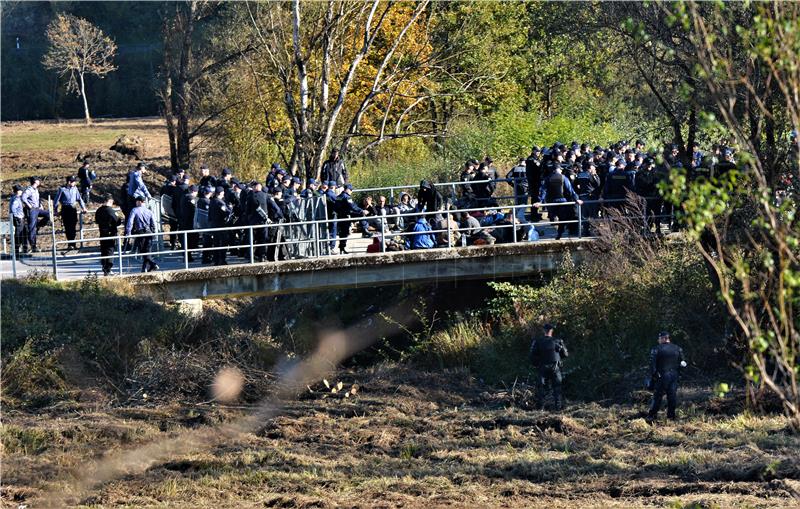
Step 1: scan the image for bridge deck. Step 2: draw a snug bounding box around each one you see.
[128,239,592,301]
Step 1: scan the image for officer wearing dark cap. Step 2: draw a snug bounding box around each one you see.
[55,175,87,252]
[647,331,686,421]
[160,175,180,250]
[209,186,231,265]
[179,184,199,262]
[125,195,158,273]
[95,194,122,275]
[324,180,339,251]
[301,178,320,199]
[529,323,569,410]
[526,146,543,220]
[334,183,368,254]
[9,184,26,255]
[197,186,214,263]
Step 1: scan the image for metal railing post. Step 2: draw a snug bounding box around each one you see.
[390,188,395,204]
[51,221,58,280]
[117,236,123,275]
[249,226,255,264]
[511,203,517,243]
[380,217,386,253]
[578,202,583,238]
[10,219,17,278]
[183,231,189,269]
[312,219,320,258]
[79,211,84,248]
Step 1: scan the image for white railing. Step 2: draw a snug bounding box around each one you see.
[40,196,671,279]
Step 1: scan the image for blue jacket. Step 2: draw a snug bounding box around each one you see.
[411,218,436,249]
[9,195,24,219]
[55,186,86,210]
[125,205,156,235]
[127,170,152,200]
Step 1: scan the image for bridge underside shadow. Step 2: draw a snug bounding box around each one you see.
[128,240,593,302]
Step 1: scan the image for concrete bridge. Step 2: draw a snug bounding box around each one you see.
[128,239,593,305]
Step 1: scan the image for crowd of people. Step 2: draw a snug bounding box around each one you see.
[8,139,742,275]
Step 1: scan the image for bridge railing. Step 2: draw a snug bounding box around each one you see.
[45,197,672,279]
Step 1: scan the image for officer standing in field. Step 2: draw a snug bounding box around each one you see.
[647,331,686,421]
[529,323,569,410]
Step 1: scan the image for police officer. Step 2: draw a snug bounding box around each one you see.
[334,183,368,254]
[324,180,339,251]
[647,331,686,421]
[127,162,152,204]
[160,175,180,250]
[9,184,26,256]
[55,175,87,253]
[529,323,569,410]
[78,159,96,205]
[198,164,216,189]
[125,195,158,273]
[602,158,636,212]
[300,178,320,199]
[574,161,601,222]
[22,176,51,253]
[179,185,199,262]
[635,158,661,234]
[95,194,122,276]
[506,158,529,223]
[247,182,270,262]
[526,148,543,219]
[536,165,582,240]
[208,186,231,266]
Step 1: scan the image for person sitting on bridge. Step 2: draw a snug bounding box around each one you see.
[408,215,436,250]
[125,195,158,273]
[458,211,495,246]
[359,195,381,237]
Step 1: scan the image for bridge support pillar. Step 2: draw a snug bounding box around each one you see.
[175,298,203,317]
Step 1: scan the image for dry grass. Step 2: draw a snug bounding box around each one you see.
[2,365,799,508]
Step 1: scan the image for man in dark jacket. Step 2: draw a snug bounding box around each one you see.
[529,323,569,410]
[246,182,269,262]
[647,331,686,421]
[537,166,582,240]
[78,159,96,205]
[95,194,122,276]
[208,186,231,265]
[334,184,367,254]
[526,146,543,220]
[179,185,199,262]
[321,148,348,186]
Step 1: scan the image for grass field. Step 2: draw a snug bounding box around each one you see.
[1,118,167,154]
[2,365,799,508]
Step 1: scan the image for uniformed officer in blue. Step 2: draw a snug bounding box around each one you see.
[9,184,26,256]
[529,323,569,410]
[125,195,159,273]
[54,175,87,253]
[647,331,686,421]
[21,176,50,252]
[334,183,368,254]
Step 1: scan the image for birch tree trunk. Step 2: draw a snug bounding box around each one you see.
[79,72,91,125]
